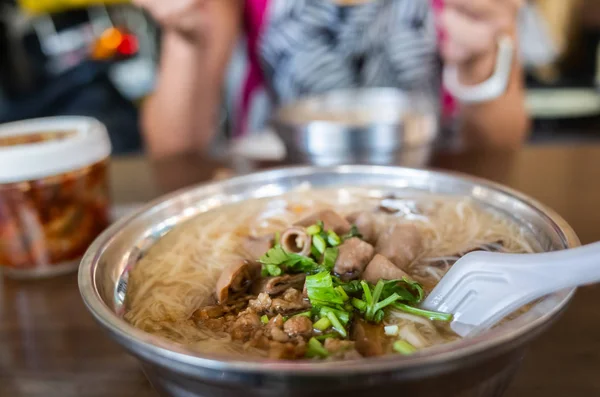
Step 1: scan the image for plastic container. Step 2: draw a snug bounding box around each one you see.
[0,117,112,279]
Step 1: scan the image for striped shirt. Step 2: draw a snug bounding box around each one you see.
[237,0,448,137]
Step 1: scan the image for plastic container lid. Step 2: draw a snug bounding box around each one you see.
[0,117,112,184]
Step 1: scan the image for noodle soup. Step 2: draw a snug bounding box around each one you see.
[124,188,536,360]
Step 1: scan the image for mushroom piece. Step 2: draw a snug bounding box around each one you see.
[362,254,411,284]
[295,210,351,235]
[334,237,375,280]
[375,223,422,271]
[215,259,253,304]
[280,227,311,256]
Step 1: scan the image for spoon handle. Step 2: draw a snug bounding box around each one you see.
[422,242,600,335]
[488,241,600,293]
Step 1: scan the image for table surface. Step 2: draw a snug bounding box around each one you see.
[2,144,600,397]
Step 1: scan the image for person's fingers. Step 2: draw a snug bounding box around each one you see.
[441,8,497,60]
[134,0,204,28]
[440,38,471,64]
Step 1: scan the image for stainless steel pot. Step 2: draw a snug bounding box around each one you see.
[271,88,439,166]
[79,166,579,397]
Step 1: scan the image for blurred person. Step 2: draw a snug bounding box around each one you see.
[135,0,529,158]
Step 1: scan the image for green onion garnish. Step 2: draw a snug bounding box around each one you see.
[315,333,338,342]
[263,264,283,277]
[393,340,417,355]
[293,311,312,318]
[342,225,363,240]
[312,234,327,254]
[313,317,332,331]
[326,311,347,338]
[306,337,329,358]
[335,286,349,301]
[327,231,341,246]
[374,292,401,312]
[321,247,338,272]
[319,307,350,325]
[260,315,269,324]
[361,281,373,306]
[306,224,322,236]
[351,297,367,312]
[311,245,321,258]
[392,303,453,322]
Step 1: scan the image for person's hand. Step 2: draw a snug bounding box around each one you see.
[132,0,208,44]
[438,0,524,84]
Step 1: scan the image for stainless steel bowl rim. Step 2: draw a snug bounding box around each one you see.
[271,87,439,149]
[79,165,579,377]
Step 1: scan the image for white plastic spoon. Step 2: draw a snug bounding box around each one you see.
[421,242,600,337]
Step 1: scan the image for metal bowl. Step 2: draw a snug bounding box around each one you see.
[79,166,579,397]
[271,88,439,166]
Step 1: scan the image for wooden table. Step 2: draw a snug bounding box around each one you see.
[2,145,600,397]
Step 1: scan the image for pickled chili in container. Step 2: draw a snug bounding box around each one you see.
[0,117,112,278]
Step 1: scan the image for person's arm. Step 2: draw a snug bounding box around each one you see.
[136,0,242,158]
[441,0,529,149]
[459,30,529,149]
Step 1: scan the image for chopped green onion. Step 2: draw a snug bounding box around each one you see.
[351,297,367,312]
[260,245,321,275]
[319,307,350,325]
[342,225,363,241]
[393,340,417,355]
[392,303,453,322]
[293,311,312,318]
[384,325,399,336]
[374,292,401,312]
[361,280,398,323]
[313,317,332,331]
[315,333,338,342]
[401,276,425,303]
[335,286,349,301]
[260,315,269,324]
[312,234,327,254]
[371,280,385,306]
[306,337,329,358]
[263,264,283,277]
[321,247,338,272]
[310,245,321,258]
[360,281,373,306]
[326,311,347,338]
[327,231,341,246]
[306,224,322,236]
[343,302,354,312]
[333,278,363,295]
